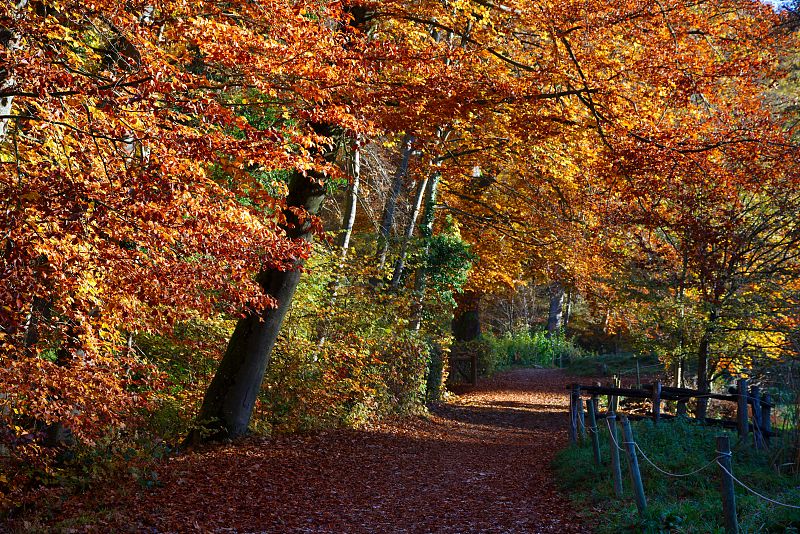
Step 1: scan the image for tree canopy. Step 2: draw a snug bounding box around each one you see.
[2,0,800,511]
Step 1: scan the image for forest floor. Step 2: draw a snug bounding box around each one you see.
[54,368,591,533]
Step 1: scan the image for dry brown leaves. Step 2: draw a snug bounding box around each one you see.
[57,369,590,533]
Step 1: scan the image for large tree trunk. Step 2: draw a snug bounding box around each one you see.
[452,290,481,342]
[189,129,332,444]
[694,308,718,421]
[376,134,414,271]
[546,282,565,337]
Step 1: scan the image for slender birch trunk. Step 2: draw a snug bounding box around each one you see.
[410,172,440,332]
[390,175,429,288]
[547,282,565,337]
[338,141,361,259]
[377,134,414,271]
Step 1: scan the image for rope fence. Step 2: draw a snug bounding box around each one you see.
[571,389,799,532]
[604,417,721,478]
[716,461,800,510]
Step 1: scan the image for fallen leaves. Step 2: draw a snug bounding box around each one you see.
[55,369,589,533]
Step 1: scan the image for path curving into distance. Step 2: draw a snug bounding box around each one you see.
[62,368,590,533]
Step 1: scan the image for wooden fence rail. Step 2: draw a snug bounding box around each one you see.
[572,383,773,407]
[567,386,791,529]
[567,379,775,446]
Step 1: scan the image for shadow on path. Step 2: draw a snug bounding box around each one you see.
[62,368,590,534]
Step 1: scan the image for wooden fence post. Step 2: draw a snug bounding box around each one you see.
[577,397,586,442]
[677,398,687,416]
[587,398,602,465]
[761,392,772,448]
[737,378,749,441]
[636,358,641,388]
[607,412,623,498]
[716,435,738,534]
[621,416,647,515]
[470,353,478,386]
[652,380,662,423]
[750,385,764,450]
[569,385,579,444]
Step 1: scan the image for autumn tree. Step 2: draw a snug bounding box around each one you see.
[0,0,364,448]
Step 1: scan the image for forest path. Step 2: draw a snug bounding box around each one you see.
[73,368,590,533]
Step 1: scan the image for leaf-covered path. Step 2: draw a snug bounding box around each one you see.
[70,368,589,533]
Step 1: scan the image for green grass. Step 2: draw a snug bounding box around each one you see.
[566,352,663,378]
[479,330,587,375]
[553,417,800,533]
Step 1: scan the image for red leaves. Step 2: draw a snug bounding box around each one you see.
[1,0,356,459]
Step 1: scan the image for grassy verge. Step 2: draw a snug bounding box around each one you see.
[566,352,663,379]
[553,417,800,533]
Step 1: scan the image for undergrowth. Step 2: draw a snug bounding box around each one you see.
[566,351,663,378]
[478,330,586,376]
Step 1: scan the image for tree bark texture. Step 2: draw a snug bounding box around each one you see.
[189,126,332,443]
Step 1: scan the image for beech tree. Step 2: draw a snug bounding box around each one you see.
[2,0,797,455]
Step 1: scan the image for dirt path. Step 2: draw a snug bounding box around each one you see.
[66,368,589,533]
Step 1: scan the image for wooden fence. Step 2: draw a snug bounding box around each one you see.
[566,378,775,448]
[565,379,789,533]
